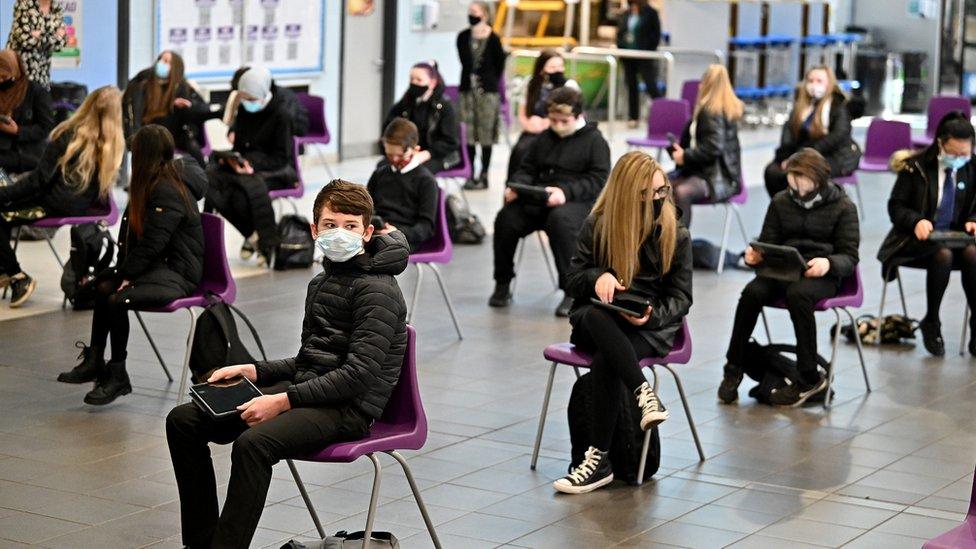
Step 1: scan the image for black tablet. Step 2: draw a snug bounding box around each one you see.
[590,292,652,318]
[929,230,974,248]
[189,377,263,420]
[507,183,551,205]
[750,241,808,281]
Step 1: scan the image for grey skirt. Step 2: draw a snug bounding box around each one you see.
[459,90,501,145]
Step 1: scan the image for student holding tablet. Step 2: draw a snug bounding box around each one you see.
[555,151,692,494]
[721,149,859,407]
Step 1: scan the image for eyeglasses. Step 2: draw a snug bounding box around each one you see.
[640,185,671,200]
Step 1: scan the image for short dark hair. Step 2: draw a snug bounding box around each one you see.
[382,118,419,150]
[312,179,374,226]
[785,148,831,189]
[547,86,583,116]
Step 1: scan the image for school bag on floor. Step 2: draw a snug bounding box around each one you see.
[274,214,314,270]
[832,314,916,345]
[280,530,399,548]
[445,193,485,244]
[61,223,115,309]
[188,295,265,383]
[741,340,832,405]
[567,372,661,484]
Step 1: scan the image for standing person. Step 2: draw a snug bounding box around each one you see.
[720,149,859,406]
[878,112,976,356]
[554,151,691,494]
[617,0,662,128]
[6,0,66,89]
[457,0,506,190]
[122,50,213,167]
[668,64,742,228]
[509,50,579,179]
[0,86,125,308]
[57,125,207,405]
[384,61,460,175]
[763,65,859,197]
[0,48,53,175]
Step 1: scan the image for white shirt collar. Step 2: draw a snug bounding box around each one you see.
[391,155,423,174]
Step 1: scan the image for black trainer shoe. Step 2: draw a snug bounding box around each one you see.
[0,273,9,289]
[488,282,513,307]
[84,360,132,405]
[718,363,743,404]
[553,446,614,494]
[635,381,669,429]
[240,239,256,260]
[9,273,35,308]
[919,318,945,357]
[58,342,104,384]
[769,375,828,407]
[463,177,484,190]
[554,295,573,317]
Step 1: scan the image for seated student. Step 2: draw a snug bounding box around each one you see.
[509,50,579,180]
[721,149,859,406]
[879,112,976,356]
[384,61,461,174]
[0,86,125,307]
[669,64,742,228]
[764,65,859,197]
[165,180,409,549]
[122,50,213,167]
[0,49,53,175]
[554,151,691,494]
[206,66,293,262]
[368,118,438,251]
[490,86,611,317]
[57,124,207,405]
[223,65,308,139]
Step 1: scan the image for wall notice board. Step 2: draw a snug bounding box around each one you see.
[155,0,324,80]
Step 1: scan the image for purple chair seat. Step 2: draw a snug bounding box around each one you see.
[911,134,935,148]
[924,463,976,548]
[770,270,863,311]
[858,157,891,172]
[32,196,119,228]
[269,185,303,200]
[294,92,332,146]
[834,173,858,185]
[625,136,670,148]
[301,421,425,463]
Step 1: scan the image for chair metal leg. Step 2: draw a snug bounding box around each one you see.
[841,307,871,392]
[312,144,336,180]
[363,453,383,548]
[388,450,442,549]
[960,305,970,357]
[42,232,65,268]
[717,205,733,274]
[512,238,525,295]
[896,271,908,316]
[572,366,582,379]
[636,426,653,485]
[659,363,705,461]
[761,310,772,344]
[227,303,268,361]
[287,459,326,539]
[537,232,559,290]
[429,264,463,340]
[407,263,424,324]
[732,204,749,246]
[825,308,842,409]
[531,362,557,470]
[176,308,200,405]
[133,311,173,382]
[853,181,865,220]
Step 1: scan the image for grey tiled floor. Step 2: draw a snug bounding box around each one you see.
[1,120,973,548]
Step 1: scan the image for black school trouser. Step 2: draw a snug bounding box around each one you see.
[166,388,370,549]
[0,217,31,276]
[493,200,591,290]
[726,276,840,382]
[205,168,279,253]
[622,58,660,121]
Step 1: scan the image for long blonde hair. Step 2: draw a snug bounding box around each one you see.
[50,86,125,198]
[790,65,843,140]
[592,151,677,286]
[696,64,743,121]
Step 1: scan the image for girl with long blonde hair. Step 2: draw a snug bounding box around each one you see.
[669,64,744,227]
[555,151,693,495]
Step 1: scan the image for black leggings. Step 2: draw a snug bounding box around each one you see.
[89,272,131,363]
[915,245,976,324]
[0,217,31,276]
[672,175,710,228]
[467,144,493,178]
[571,307,655,450]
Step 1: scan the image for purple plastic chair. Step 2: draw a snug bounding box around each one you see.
[530,321,704,479]
[924,466,976,548]
[406,190,463,339]
[498,74,513,140]
[294,92,336,179]
[913,95,972,148]
[879,265,971,356]
[287,325,442,548]
[681,80,700,109]
[442,85,459,103]
[435,123,472,181]
[268,137,306,217]
[859,119,912,172]
[12,195,120,268]
[760,268,870,408]
[626,99,691,161]
[692,179,750,274]
[834,173,864,220]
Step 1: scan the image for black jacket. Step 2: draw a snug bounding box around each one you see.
[616,4,661,51]
[775,90,859,176]
[760,183,860,279]
[878,153,976,278]
[457,29,506,93]
[274,85,310,137]
[0,80,53,174]
[367,161,439,249]
[509,121,611,204]
[255,231,410,420]
[122,69,212,146]
[678,110,742,201]
[566,216,693,355]
[384,85,460,172]
[117,159,207,290]
[231,85,295,174]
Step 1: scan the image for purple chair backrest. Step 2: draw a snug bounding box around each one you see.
[442,85,459,104]
[864,119,912,161]
[296,92,329,140]
[647,99,691,140]
[429,189,453,257]
[841,268,863,301]
[926,95,972,138]
[199,213,236,302]
[681,80,700,109]
[380,326,426,444]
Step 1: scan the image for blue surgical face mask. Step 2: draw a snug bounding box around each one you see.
[315,227,364,262]
[154,61,170,79]
[941,154,970,171]
[241,100,263,113]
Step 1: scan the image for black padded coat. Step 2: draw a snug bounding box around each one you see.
[774,90,860,177]
[508,121,611,205]
[255,231,410,420]
[0,79,53,173]
[678,110,742,201]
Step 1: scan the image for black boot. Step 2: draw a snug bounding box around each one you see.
[488,281,513,307]
[57,343,104,384]
[84,360,132,405]
[718,363,743,404]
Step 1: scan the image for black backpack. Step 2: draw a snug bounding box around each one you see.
[61,223,115,309]
[568,372,661,484]
[273,214,314,270]
[188,296,266,383]
[445,193,485,244]
[741,340,831,405]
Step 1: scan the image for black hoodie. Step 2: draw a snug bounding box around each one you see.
[255,231,410,420]
[384,84,461,172]
[508,121,612,204]
[232,85,295,173]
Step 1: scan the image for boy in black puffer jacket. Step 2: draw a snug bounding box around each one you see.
[721,149,859,407]
[166,180,409,549]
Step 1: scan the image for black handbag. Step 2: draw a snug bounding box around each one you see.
[280,531,399,549]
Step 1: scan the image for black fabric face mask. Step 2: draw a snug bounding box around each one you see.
[407,83,428,99]
[547,71,567,88]
[652,198,664,217]
[788,186,821,208]
[468,14,482,26]
[0,79,16,91]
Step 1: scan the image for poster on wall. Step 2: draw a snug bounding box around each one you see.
[51,0,81,69]
[241,0,323,73]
